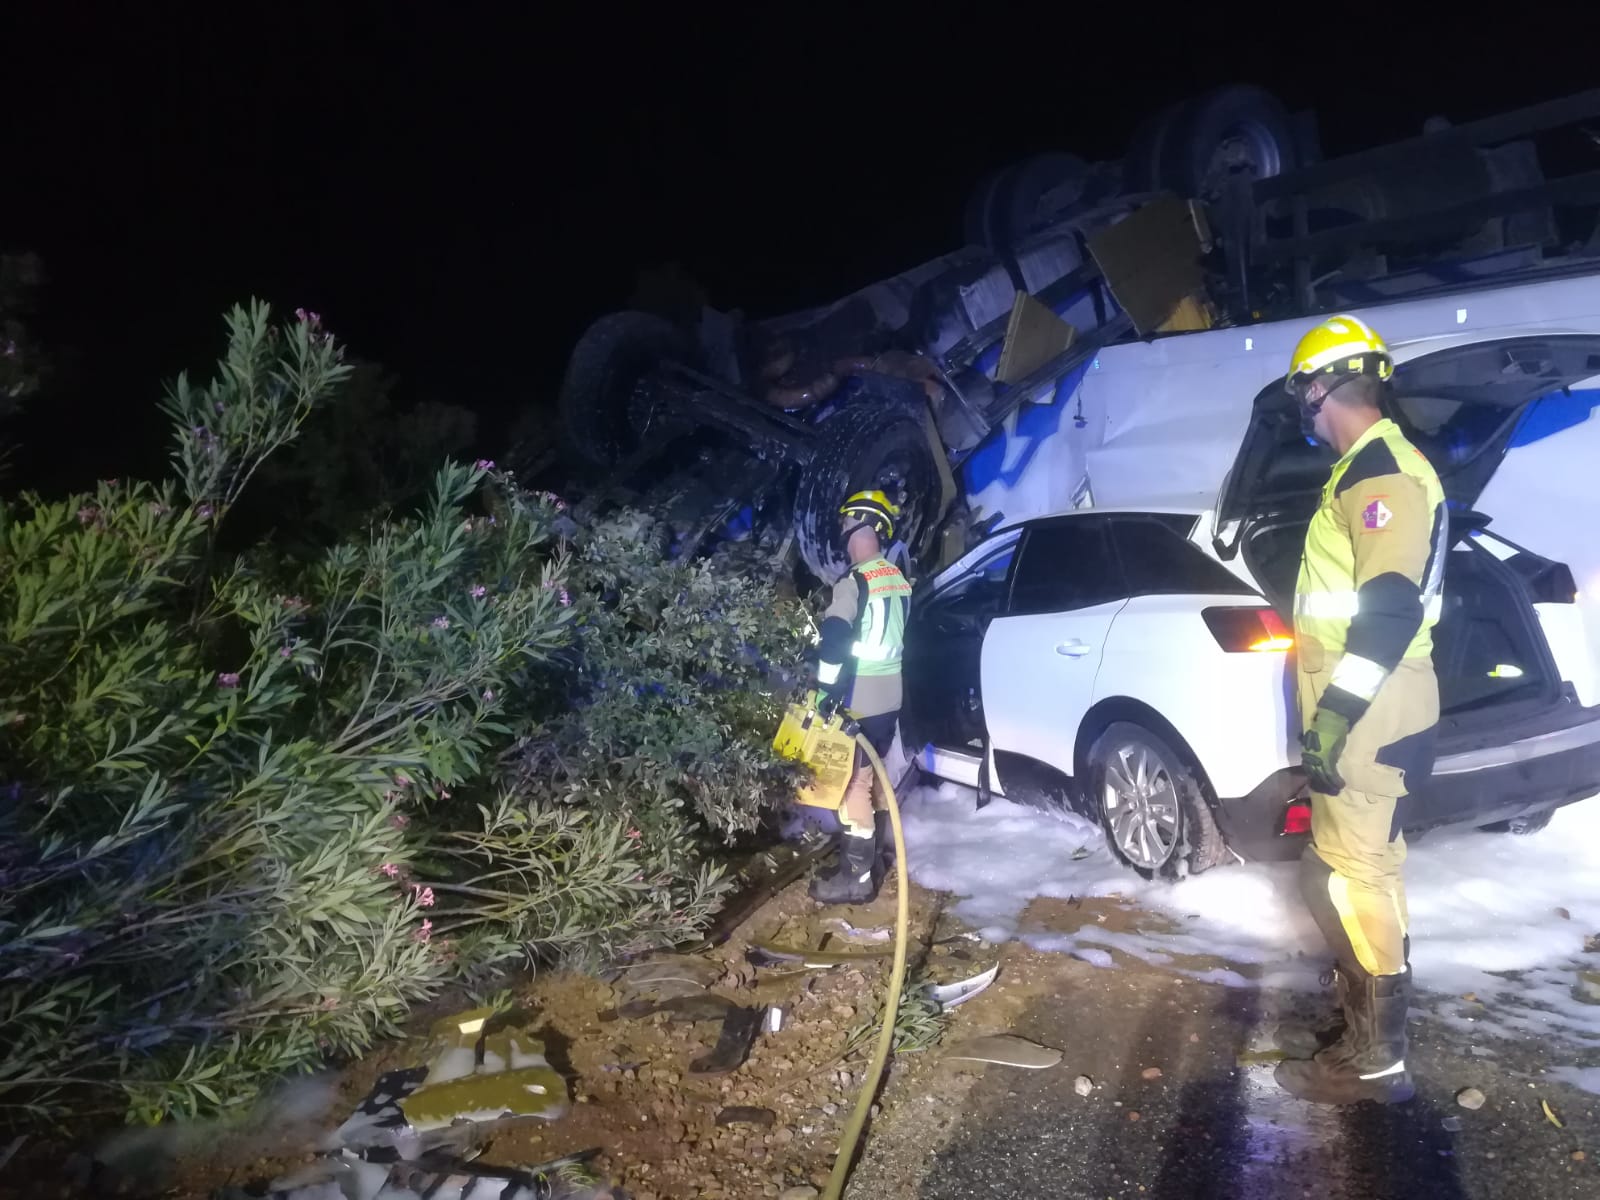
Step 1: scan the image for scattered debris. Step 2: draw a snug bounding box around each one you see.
[1462,992,1479,1003]
[1141,1067,1163,1081]
[1574,970,1600,1004]
[1071,846,1092,861]
[1237,1048,1291,1067]
[1074,1076,1094,1097]
[1188,1033,1199,1043]
[607,955,721,1002]
[236,1149,606,1200]
[779,1187,821,1200]
[1456,1087,1487,1111]
[769,1006,785,1032]
[1127,1111,1142,1122]
[925,964,1001,1011]
[1574,1151,1588,1163]
[1555,907,1572,921]
[1442,1116,1464,1133]
[716,1106,777,1128]
[607,993,738,1023]
[1585,932,1600,954]
[826,917,894,943]
[1543,1098,1566,1129]
[689,1005,766,1076]
[944,1035,1063,1070]
[749,938,894,967]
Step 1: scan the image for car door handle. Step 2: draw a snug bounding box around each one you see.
[1055,640,1092,657]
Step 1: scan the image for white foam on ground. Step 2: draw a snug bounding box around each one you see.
[900,780,1600,1043]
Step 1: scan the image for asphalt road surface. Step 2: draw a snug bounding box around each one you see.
[848,910,1600,1200]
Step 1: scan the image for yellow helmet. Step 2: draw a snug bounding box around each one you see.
[839,489,900,540]
[1285,314,1393,395]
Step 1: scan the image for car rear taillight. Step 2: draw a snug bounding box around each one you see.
[1281,800,1313,836]
[1203,606,1293,653]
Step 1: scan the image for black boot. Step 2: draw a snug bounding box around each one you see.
[1277,938,1408,1057]
[809,831,879,905]
[1275,967,1414,1105]
[1276,967,1350,1058]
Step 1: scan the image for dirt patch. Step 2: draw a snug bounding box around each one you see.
[14,873,1025,1200]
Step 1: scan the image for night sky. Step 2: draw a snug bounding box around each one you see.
[5,6,1594,490]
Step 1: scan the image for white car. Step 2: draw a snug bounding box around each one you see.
[906,286,1600,878]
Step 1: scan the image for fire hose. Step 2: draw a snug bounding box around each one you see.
[770,698,910,1197]
[821,731,907,1200]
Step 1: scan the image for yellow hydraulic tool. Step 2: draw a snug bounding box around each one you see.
[771,697,910,1200]
[771,695,860,813]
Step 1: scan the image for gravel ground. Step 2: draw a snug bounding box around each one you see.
[849,935,1600,1200]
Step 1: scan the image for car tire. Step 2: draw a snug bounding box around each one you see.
[557,310,695,474]
[792,393,942,582]
[1087,721,1228,881]
[1481,809,1554,836]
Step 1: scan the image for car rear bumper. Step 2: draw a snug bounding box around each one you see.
[1216,708,1600,862]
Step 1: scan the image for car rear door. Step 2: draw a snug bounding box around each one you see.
[979,516,1126,776]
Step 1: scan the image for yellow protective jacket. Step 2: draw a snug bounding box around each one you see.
[1295,417,1447,725]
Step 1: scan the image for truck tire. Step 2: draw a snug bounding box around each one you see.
[963,166,1008,250]
[558,311,694,473]
[1159,85,1295,201]
[793,394,942,582]
[1000,152,1090,241]
[1122,102,1185,195]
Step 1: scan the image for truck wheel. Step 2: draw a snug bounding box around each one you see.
[1000,152,1091,241]
[962,167,1008,250]
[793,397,941,582]
[1160,85,1295,201]
[558,311,694,473]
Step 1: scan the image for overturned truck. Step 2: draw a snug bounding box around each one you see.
[548,86,1600,581]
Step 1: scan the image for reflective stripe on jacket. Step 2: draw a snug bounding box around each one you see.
[1295,417,1447,724]
[817,556,912,688]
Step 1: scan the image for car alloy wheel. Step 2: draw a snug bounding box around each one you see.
[1100,739,1181,872]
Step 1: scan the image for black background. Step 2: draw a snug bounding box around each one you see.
[5,4,1594,489]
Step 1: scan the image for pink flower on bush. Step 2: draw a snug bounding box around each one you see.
[559,589,572,607]
[278,645,293,659]
[77,506,99,525]
[412,884,435,908]
[294,308,322,328]
[414,919,433,943]
[431,616,450,630]
[626,828,642,842]
[195,504,214,520]
[390,812,410,830]
[473,459,495,472]
[282,595,307,611]
[481,689,496,703]
[470,585,487,599]
[395,774,412,788]
[380,862,399,878]
[148,501,170,516]
[215,672,241,689]
[538,491,568,511]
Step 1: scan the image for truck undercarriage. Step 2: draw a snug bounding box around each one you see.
[533,86,1600,584]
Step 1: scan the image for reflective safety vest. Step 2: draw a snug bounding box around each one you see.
[848,556,911,677]
[1295,418,1447,699]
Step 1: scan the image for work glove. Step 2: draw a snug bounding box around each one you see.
[1301,708,1351,795]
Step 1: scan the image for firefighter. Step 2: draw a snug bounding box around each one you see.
[1274,314,1447,1106]
[809,489,913,904]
